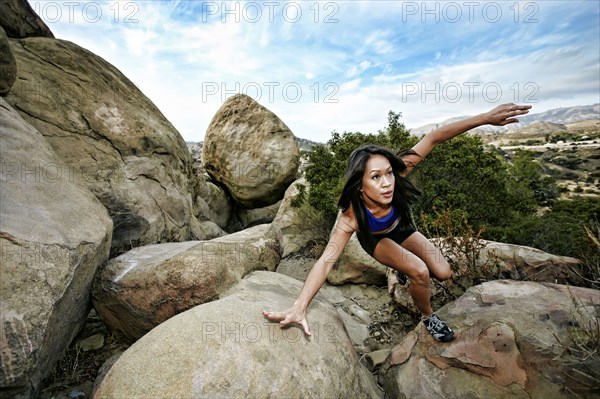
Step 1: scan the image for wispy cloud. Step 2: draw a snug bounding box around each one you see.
[29,0,600,143]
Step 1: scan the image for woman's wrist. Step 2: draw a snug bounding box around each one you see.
[292,299,308,312]
[471,112,490,127]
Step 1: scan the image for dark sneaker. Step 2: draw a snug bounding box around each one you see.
[395,271,408,285]
[423,313,455,342]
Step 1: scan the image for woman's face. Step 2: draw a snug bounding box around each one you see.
[360,154,395,208]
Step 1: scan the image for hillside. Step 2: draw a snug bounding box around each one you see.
[469,115,599,198]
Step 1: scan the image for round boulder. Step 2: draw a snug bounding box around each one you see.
[94,271,382,398]
[202,94,300,209]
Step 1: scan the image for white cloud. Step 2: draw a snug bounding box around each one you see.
[29,0,600,143]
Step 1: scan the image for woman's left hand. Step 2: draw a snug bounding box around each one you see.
[483,103,532,126]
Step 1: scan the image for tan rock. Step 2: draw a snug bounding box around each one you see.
[270,177,318,257]
[327,233,388,285]
[0,27,16,95]
[94,271,382,398]
[92,224,281,340]
[203,94,300,208]
[381,280,600,398]
[0,98,112,398]
[6,37,199,255]
[0,0,54,39]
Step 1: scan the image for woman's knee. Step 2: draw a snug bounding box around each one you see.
[406,261,430,285]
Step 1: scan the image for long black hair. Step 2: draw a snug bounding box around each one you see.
[337,145,422,247]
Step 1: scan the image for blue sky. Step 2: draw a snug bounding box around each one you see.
[30,0,600,143]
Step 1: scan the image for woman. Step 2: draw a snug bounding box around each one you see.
[263,103,531,342]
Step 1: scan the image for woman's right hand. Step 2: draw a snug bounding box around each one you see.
[262,307,311,336]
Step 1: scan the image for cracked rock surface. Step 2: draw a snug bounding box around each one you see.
[381,280,600,399]
[5,36,200,256]
[0,98,112,399]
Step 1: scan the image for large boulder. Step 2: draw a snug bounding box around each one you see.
[0,98,112,399]
[202,94,300,209]
[93,271,383,398]
[0,0,54,39]
[92,224,281,340]
[5,37,200,255]
[381,280,600,399]
[0,27,17,96]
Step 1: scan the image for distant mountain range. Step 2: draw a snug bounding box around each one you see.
[411,103,600,136]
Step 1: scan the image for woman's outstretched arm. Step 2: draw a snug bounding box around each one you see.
[262,212,355,335]
[401,103,532,175]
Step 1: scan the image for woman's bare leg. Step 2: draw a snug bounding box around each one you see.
[373,238,434,316]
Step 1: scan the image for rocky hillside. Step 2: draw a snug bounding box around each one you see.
[482,120,600,198]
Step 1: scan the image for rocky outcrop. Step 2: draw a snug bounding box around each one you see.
[192,163,232,230]
[0,0,54,39]
[0,27,16,96]
[92,224,281,340]
[0,98,112,399]
[328,233,388,285]
[5,37,201,255]
[473,239,581,283]
[93,271,383,398]
[229,200,282,231]
[381,280,600,399]
[270,177,322,257]
[202,94,300,209]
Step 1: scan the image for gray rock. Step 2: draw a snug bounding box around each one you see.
[336,308,370,348]
[92,224,281,340]
[229,199,281,231]
[94,271,382,398]
[365,349,391,371]
[0,27,16,96]
[270,177,319,257]
[0,98,112,399]
[203,94,300,208]
[382,280,600,399]
[349,303,372,324]
[192,163,232,229]
[5,37,200,255]
[328,233,389,285]
[0,0,54,39]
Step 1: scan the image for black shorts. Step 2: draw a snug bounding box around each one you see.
[357,223,417,257]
